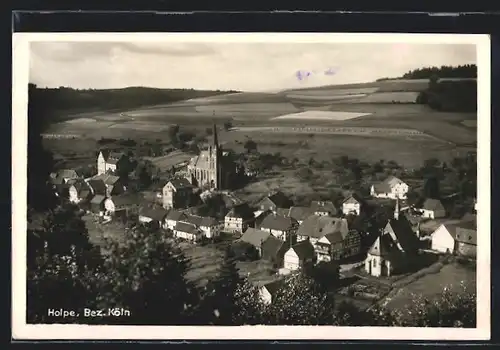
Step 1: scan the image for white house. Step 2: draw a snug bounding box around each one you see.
[174,221,203,242]
[97,150,129,176]
[224,203,254,234]
[431,224,456,254]
[199,216,220,239]
[258,214,298,241]
[239,227,272,257]
[370,176,409,199]
[416,198,446,219]
[165,210,188,231]
[342,193,363,216]
[104,194,137,216]
[68,180,92,204]
[283,240,316,271]
[258,279,284,305]
[162,178,193,209]
[310,201,338,217]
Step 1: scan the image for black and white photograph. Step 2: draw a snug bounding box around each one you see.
[12,33,490,340]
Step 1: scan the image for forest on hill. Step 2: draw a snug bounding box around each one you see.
[27,84,239,123]
[377,64,477,81]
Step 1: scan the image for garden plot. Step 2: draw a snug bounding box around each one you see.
[272,110,370,121]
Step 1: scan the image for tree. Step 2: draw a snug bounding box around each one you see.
[98,227,200,325]
[168,124,180,140]
[206,127,213,136]
[223,121,232,131]
[423,176,441,199]
[263,274,336,325]
[243,139,257,154]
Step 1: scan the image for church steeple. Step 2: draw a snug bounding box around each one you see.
[394,197,400,220]
[212,123,219,148]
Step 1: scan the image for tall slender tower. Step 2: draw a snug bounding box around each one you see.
[210,123,223,189]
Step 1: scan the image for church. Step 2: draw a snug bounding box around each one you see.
[186,124,236,190]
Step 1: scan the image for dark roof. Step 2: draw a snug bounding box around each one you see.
[109,194,139,209]
[87,179,107,195]
[455,221,477,245]
[100,150,126,163]
[58,169,79,179]
[261,236,286,261]
[254,210,273,228]
[140,207,168,221]
[166,210,187,221]
[289,240,315,260]
[226,203,254,220]
[92,174,120,186]
[421,198,445,212]
[288,206,315,222]
[368,234,399,257]
[260,214,298,231]
[79,189,92,200]
[296,215,348,239]
[240,228,272,248]
[461,213,477,226]
[310,201,337,215]
[275,207,291,217]
[260,191,293,209]
[385,215,419,253]
[54,183,70,196]
[168,178,193,190]
[90,195,106,204]
[175,221,200,234]
[372,176,406,194]
[200,216,218,227]
[185,214,202,226]
[261,279,285,297]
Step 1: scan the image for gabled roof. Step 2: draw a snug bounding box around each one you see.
[254,210,273,227]
[185,214,202,226]
[289,240,315,260]
[226,203,254,220]
[421,198,445,212]
[310,201,337,215]
[368,234,399,257]
[455,221,477,245]
[275,207,291,217]
[200,216,218,227]
[109,194,138,209]
[260,214,298,231]
[240,227,272,248]
[343,193,364,205]
[261,236,286,260]
[100,150,127,163]
[92,174,120,186]
[167,178,193,190]
[175,221,200,234]
[166,210,187,222]
[58,169,79,179]
[296,215,348,239]
[288,206,315,222]
[372,176,407,194]
[261,279,285,297]
[87,179,107,195]
[385,216,419,253]
[90,195,106,204]
[140,207,168,221]
[260,191,293,209]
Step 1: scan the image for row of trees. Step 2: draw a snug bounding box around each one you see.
[377,65,477,81]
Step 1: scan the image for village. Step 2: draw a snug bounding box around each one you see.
[47,123,477,309]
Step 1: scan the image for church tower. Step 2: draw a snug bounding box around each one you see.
[209,123,223,189]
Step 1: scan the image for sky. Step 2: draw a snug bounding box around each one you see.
[29,41,477,92]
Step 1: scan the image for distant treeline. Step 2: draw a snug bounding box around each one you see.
[416,78,477,112]
[376,64,477,81]
[28,84,239,121]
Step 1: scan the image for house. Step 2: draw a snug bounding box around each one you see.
[370,176,409,199]
[431,224,456,254]
[257,191,293,212]
[454,221,477,258]
[199,216,220,239]
[283,240,316,271]
[53,183,70,200]
[258,279,284,305]
[90,195,106,215]
[258,214,299,241]
[342,193,364,216]
[86,179,107,196]
[314,219,361,262]
[261,236,288,268]
[254,210,274,228]
[416,198,446,219]
[310,201,337,217]
[56,169,82,184]
[68,180,93,204]
[162,178,194,209]
[239,227,272,257]
[138,206,168,229]
[365,199,419,277]
[91,174,125,197]
[165,210,188,231]
[104,194,138,216]
[224,203,255,234]
[296,215,337,244]
[287,206,315,224]
[173,221,203,242]
[97,150,129,176]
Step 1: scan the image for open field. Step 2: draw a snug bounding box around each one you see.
[271,110,371,121]
[382,261,476,311]
[144,151,193,171]
[357,91,419,104]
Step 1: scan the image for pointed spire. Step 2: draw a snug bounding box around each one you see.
[212,123,218,147]
[394,197,400,220]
